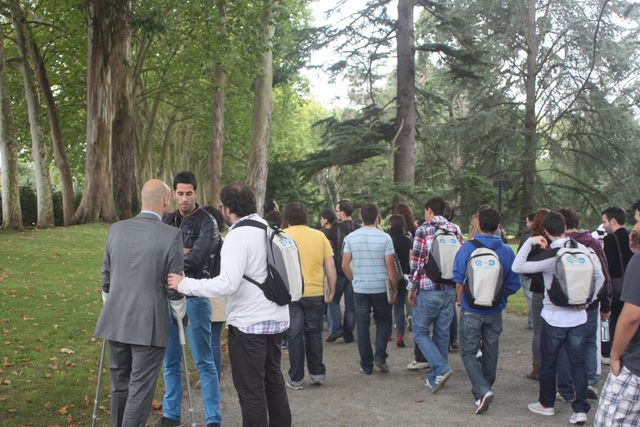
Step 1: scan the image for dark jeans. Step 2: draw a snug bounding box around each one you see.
[450,307,458,344]
[328,276,355,338]
[227,326,292,427]
[354,292,391,373]
[390,285,407,337]
[539,320,590,414]
[459,310,503,400]
[286,296,326,382]
[557,304,599,399]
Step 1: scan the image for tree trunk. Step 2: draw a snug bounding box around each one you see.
[208,0,227,207]
[157,113,176,180]
[20,6,76,226]
[0,29,23,230]
[110,0,137,220]
[247,2,277,214]
[10,0,54,228]
[520,0,538,222]
[74,0,117,224]
[393,0,416,188]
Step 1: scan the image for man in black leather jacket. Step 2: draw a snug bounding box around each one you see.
[157,171,223,427]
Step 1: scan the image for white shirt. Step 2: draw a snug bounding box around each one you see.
[512,237,604,328]
[177,214,289,328]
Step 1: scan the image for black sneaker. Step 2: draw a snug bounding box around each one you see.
[156,417,181,427]
[343,334,354,343]
[326,332,343,343]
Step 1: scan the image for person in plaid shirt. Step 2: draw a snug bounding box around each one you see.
[408,197,463,393]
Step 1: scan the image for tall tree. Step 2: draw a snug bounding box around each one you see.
[9,0,54,227]
[247,0,277,213]
[17,4,76,225]
[207,0,227,207]
[394,0,416,189]
[0,26,22,230]
[74,0,117,223]
[111,0,137,219]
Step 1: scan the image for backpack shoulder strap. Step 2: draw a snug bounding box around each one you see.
[469,239,485,249]
[528,247,560,262]
[233,219,267,230]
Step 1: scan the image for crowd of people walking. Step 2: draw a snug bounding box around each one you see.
[95,173,640,426]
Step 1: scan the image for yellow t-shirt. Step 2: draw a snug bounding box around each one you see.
[284,225,334,297]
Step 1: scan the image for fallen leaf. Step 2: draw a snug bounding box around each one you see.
[44,401,51,408]
[2,357,13,367]
[44,373,52,379]
[21,315,34,321]
[83,395,91,406]
[58,405,68,415]
[151,400,162,410]
[65,361,76,368]
[1,379,12,385]
[0,396,6,402]
[53,324,59,330]
[8,408,16,413]
[60,348,75,355]
[415,399,425,403]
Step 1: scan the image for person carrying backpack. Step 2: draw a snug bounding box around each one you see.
[452,207,521,415]
[408,197,463,393]
[512,211,604,425]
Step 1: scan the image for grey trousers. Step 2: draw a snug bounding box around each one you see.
[109,341,165,427]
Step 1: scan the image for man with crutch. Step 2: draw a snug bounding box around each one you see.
[94,179,186,427]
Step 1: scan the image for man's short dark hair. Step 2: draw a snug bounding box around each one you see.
[264,210,282,228]
[263,199,278,214]
[527,212,536,222]
[173,171,197,190]
[284,202,308,226]
[360,203,379,225]
[424,197,446,216]
[601,207,625,225]
[479,208,501,233]
[543,211,566,237]
[321,208,336,225]
[558,207,580,230]
[631,200,640,214]
[220,183,256,218]
[337,199,354,216]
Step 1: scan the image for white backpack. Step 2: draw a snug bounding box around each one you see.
[463,240,504,309]
[425,227,461,283]
[546,239,595,306]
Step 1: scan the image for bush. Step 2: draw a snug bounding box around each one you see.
[0,186,79,227]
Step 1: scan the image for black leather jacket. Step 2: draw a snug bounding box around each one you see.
[164,205,220,280]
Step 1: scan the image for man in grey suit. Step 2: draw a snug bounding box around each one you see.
[95,179,186,427]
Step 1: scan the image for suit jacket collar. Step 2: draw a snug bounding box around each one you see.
[137,211,162,221]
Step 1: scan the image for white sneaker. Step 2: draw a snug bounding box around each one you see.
[569,412,587,425]
[407,360,429,370]
[528,402,555,416]
[475,390,494,414]
[431,370,453,394]
[602,357,611,365]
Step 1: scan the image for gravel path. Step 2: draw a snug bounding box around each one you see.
[148,309,602,426]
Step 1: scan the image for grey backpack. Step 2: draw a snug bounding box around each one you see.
[463,240,504,309]
[545,239,595,307]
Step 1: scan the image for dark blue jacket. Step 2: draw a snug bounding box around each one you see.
[453,234,520,314]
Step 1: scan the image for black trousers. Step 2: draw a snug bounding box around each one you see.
[109,341,165,427]
[228,325,292,427]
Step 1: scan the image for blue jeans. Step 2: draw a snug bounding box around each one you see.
[286,296,326,382]
[211,321,224,378]
[459,310,503,399]
[163,297,222,424]
[328,276,355,338]
[539,319,590,414]
[557,304,599,398]
[354,292,391,373]
[412,288,455,385]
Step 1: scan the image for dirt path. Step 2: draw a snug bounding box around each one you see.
[149,310,601,426]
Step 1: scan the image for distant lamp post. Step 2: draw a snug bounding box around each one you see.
[493,179,512,213]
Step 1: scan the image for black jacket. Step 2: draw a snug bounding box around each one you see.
[164,205,220,280]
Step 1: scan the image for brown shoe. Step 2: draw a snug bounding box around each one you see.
[526,363,539,380]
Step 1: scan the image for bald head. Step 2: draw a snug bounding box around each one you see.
[141,179,171,215]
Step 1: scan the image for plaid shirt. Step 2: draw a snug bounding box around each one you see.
[238,320,289,335]
[408,216,463,292]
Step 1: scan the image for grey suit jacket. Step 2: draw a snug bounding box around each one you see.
[95,212,184,347]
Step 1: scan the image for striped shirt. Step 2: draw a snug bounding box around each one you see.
[408,216,463,292]
[343,226,395,294]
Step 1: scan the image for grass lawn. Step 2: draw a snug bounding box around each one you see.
[0,224,109,426]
